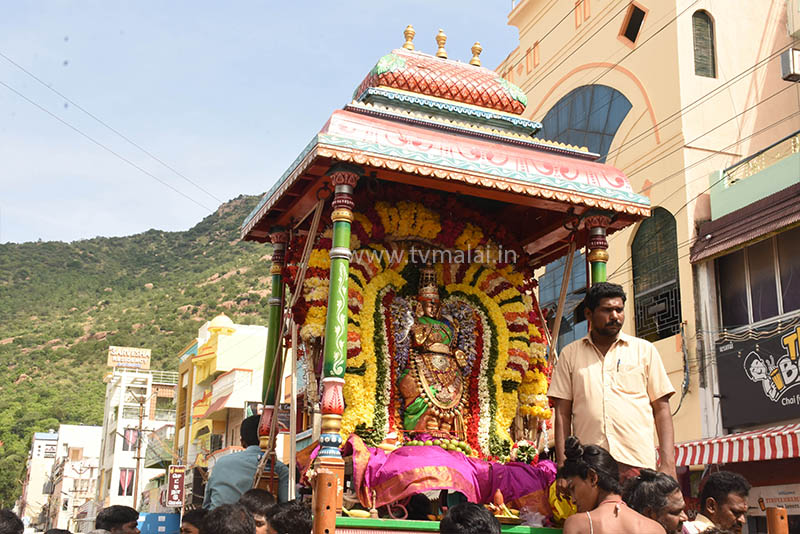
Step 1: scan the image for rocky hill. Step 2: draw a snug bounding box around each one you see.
[0,194,272,507]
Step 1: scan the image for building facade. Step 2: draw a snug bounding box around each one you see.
[96,368,177,510]
[173,314,268,505]
[498,0,800,525]
[689,131,800,531]
[44,424,103,532]
[17,431,58,529]
[498,0,799,440]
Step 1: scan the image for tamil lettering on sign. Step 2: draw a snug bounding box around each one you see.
[717,320,800,427]
[166,465,186,508]
[107,346,151,370]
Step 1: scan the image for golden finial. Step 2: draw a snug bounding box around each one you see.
[469,42,483,66]
[435,29,448,59]
[403,25,416,50]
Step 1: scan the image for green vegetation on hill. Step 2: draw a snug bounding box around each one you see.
[0,194,272,507]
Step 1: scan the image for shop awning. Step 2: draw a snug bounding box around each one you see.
[690,182,800,263]
[675,423,800,466]
[205,393,234,420]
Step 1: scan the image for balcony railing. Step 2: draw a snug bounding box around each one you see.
[724,129,800,186]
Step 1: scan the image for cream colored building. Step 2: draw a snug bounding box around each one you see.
[45,424,103,532]
[498,0,800,445]
[17,431,58,529]
[174,314,269,504]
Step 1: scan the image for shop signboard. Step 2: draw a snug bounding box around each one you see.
[716,320,800,428]
[107,346,151,370]
[747,484,800,517]
[166,465,186,508]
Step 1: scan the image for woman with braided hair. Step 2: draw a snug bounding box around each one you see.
[559,436,663,534]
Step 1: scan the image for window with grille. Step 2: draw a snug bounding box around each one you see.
[632,208,682,341]
[210,434,224,452]
[692,11,716,77]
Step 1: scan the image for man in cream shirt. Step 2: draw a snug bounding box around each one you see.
[548,282,677,481]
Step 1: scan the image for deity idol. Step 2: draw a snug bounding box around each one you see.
[397,265,468,436]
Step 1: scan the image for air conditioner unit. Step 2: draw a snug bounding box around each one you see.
[789,0,800,39]
[781,48,800,82]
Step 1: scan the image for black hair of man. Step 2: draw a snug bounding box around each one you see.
[240,414,261,448]
[700,471,751,515]
[558,436,621,494]
[199,503,255,534]
[0,510,24,534]
[96,505,139,531]
[584,282,627,311]
[623,468,681,514]
[182,508,208,530]
[45,530,73,534]
[239,488,276,518]
[268,500,312,534]
[439,502,501,534]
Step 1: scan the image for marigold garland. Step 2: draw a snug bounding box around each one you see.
[284,194,552,457]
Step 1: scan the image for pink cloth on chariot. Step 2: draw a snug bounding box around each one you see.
[341,435,557,510]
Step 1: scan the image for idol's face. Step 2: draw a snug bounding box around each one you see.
[421,299,440,318]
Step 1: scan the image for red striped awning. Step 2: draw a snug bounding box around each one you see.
[675,423,800,466]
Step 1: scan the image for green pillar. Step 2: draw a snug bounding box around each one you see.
[585,215,611,285]
[314,164,361,534]
[263,228,288,403]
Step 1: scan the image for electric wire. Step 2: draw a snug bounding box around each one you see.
[0,49,225,205]
[0,78,215,212]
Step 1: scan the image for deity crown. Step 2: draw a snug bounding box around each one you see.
[418,264,439,301]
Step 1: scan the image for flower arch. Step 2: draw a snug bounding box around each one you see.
[284,192,551,457]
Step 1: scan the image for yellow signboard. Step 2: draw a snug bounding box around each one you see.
[107,346,151,369]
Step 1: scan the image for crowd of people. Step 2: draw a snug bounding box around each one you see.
[549,283,755,534]
[0,283,759,534]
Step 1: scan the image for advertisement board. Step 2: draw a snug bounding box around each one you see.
[716,320,800,428]
[166,465,186,508]
[107,346,151,370]
[747,484,800,517]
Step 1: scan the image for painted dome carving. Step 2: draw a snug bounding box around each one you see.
[354,48,527,115]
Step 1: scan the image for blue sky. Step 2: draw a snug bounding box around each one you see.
[0,1,520,244]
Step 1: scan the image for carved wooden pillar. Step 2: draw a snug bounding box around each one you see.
[259,227,288,446]
[314,164,361,534]
[584,215,611,285]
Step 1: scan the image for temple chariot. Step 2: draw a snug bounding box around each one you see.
[237,26,650,534]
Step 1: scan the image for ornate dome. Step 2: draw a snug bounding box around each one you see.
[353,40,527,115]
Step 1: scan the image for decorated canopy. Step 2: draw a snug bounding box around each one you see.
[241,42,649,267]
